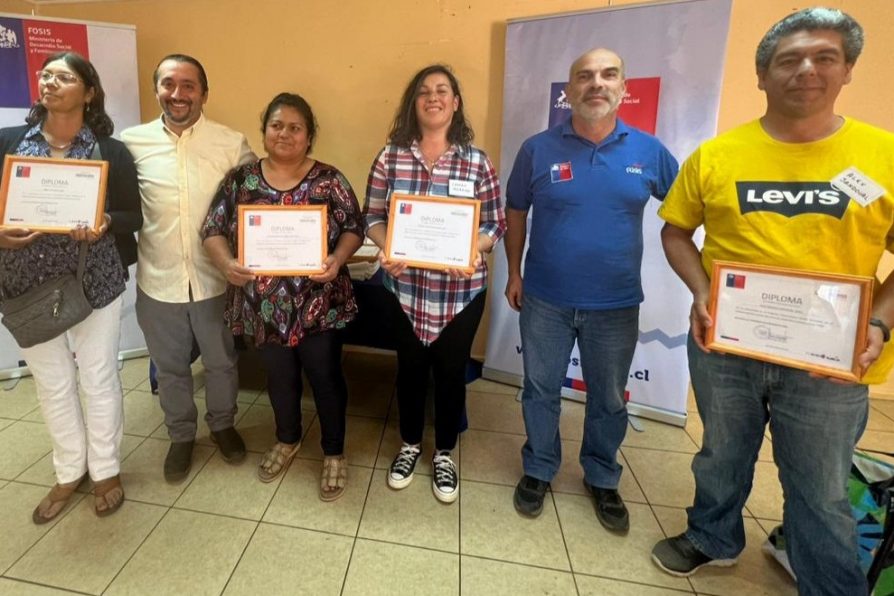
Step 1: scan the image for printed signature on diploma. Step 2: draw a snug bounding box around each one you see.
[753,324,788,343]
[414,239,437,254]
[268,247,289,262]
[35,203,58,216]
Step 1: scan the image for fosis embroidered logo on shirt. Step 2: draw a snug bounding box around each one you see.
[626,164,644,175]
[736,181,850,218]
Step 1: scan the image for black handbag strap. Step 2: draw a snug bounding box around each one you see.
[76,241,88,281]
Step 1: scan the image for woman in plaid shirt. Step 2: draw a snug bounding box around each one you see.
[363,64,506,504]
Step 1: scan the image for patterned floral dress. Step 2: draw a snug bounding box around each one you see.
[201,159,363,347]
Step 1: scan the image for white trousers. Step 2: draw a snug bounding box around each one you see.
[21,295,124,484]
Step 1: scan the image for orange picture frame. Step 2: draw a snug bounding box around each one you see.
[707,260,873,381]
[237,204,328,276]
[0,155,108,233]
[384,193,480,273]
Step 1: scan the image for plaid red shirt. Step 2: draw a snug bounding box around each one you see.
[363,141,505,345]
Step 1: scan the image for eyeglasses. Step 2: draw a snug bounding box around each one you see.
[36,71,81,85]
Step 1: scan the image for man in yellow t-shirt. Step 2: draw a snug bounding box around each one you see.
[651,8,894,594]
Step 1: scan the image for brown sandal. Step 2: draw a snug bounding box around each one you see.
[32,474,87,525]
[320,455,347,502]
[258,441,302,483]
[93,474,125,517]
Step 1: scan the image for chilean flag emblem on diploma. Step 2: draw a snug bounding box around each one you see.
[15,165,30,178]
[248,215,261,226]
[550,162,573,183]
[399,202,412,214]
[726,273,746,289]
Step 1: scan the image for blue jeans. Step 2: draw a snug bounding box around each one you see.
[519,293,638,488]
[685,335,867,595]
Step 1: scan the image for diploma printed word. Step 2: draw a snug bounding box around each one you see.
[761,293,802,305]
[419,216,445,225]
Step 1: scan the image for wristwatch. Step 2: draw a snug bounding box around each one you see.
[870,318,891,343]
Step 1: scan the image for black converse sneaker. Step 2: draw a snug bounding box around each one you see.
[388,443,421,489]
[431,450,458,503]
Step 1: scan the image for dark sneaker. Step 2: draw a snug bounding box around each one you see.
[388,443,421,489]
[652,533,738,577]
[514,475,549,517]
[586,483,629,533]
[164,440,195,483]
[431,450,458,503]
[210,427,246,464]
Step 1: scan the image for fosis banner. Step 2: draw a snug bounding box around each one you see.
[484,0,732,425]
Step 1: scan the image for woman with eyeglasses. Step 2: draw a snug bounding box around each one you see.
[363,65,505,503]
[0,52,142,522]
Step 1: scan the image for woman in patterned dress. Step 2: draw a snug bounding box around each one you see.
[202,93,362,501]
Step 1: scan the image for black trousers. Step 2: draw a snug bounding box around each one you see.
[257,330,348,455]
[387,290,486,451]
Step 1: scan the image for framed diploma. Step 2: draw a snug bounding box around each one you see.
[707,261,873,381]
[0,155,108,233]
[385,193,480,271]
[237,205,328,276]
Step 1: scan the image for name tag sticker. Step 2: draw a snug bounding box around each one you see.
[448,179,475,198]
[550,162,573,183]
[831,167,886,207]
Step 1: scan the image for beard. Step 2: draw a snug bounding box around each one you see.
[572,92,621,122]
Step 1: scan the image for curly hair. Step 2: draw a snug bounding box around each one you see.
[386,64,474,148]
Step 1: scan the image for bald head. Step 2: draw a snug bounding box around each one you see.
[568,48,625,80]
[564,48,626,124]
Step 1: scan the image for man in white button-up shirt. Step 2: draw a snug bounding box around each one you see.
[122,54,255,482]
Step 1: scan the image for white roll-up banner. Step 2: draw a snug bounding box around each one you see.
[484,0,732,425]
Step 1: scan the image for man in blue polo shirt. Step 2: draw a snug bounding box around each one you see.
[504,48,678,531]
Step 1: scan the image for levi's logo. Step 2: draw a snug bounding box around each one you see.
[736,181,849,219]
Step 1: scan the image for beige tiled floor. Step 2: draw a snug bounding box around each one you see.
[3,352,893,595]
